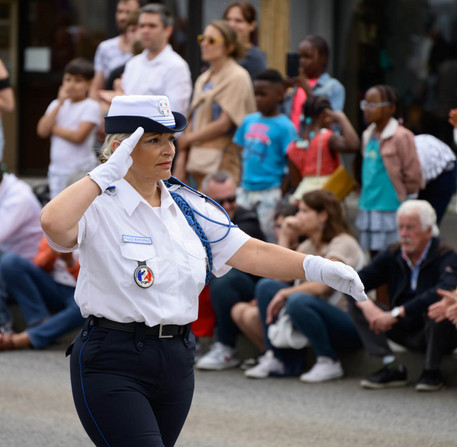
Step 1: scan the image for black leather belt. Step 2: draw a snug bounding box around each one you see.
[92,317,186,338]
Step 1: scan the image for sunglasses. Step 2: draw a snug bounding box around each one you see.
[360,100,392,111]
[214,195,237,206]
[197,34,224,46]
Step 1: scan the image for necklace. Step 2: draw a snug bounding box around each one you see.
[295,128,325,150]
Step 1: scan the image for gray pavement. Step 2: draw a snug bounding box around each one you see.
[1,348,457,447]
[2,188,457,446]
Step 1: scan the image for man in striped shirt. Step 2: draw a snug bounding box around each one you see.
[90,0,144,99]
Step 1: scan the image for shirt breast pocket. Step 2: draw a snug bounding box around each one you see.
[181,239,207,288]
[120,243,157,287]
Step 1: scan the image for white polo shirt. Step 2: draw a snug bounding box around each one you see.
[0,174,43,261]
[46,98,101,175]
[47,179,249,326]
[122,45,192,116]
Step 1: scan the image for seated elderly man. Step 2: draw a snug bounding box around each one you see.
[196,170,265,370]
[347,200,457,391]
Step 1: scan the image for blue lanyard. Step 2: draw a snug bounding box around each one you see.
[165,177,237,284]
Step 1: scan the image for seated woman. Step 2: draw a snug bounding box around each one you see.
[285,95,359,204]
[245,189,364,382]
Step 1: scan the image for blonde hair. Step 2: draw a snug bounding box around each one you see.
[98,133,131,163]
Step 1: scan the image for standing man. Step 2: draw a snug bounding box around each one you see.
[121,3,192,116]
[90,0,144,99]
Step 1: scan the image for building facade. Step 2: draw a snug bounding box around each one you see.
[2,0,457,175]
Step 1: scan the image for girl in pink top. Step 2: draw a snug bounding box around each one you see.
[286,96,359,203]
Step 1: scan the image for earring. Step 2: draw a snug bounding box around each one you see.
[305,117,312,125]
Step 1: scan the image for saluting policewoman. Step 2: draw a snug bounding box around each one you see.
[40,95,367,447]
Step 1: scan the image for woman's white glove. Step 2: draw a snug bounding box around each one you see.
[89,127,144,192]
[303,254,367,302]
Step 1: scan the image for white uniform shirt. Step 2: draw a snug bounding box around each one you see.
[0,174,43,261]
[47,180,250,326]
[122,46,192,116]
[94,36,132,81]
[46,98,101,175]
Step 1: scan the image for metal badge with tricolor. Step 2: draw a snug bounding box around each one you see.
[134,261,154,288]
[158,99,171,116]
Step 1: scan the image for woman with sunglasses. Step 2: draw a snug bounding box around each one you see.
[356,84,422,259]
[173,19,256,189]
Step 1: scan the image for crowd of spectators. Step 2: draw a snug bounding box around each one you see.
[2,0,457,396]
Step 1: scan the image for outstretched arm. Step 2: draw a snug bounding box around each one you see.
[228,238,367,302]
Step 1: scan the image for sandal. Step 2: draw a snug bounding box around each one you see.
[0,332,31,351]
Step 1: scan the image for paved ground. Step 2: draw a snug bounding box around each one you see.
[2,184,457,446]
[1,347,457,447]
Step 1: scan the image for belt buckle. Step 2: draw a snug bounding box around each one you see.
[159,324,173,338]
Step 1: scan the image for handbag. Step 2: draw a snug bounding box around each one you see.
[268,307,308,349]
[321,165,356,201]
[186,146,223,176]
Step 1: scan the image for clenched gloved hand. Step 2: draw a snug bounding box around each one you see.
[89,127,144,192]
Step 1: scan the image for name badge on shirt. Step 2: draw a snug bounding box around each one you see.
[122,234,153,245]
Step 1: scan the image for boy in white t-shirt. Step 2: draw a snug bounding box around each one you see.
[37,58,101,198]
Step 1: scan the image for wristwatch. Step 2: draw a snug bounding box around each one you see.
[391,306,402,319]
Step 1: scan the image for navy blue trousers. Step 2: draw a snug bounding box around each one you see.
[418,164,457,225]
[69,318,196,447]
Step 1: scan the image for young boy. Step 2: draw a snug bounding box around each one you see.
[234,69,297,242]
[37,58,101,198]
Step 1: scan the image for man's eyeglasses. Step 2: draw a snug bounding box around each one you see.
[197,34,224,46]
[214,195,236,206]
[360,100,392,111]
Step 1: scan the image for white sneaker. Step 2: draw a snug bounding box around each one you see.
[244,350,285,379]
[299,357,343,383]
[196,342,240,370]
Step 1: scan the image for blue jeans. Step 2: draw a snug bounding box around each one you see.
[418,163,457,225]
[210,268,258,347]
[237,187,281,242]
[256,278,361,361]
[0,252,84,348]
[0,250,12,328]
